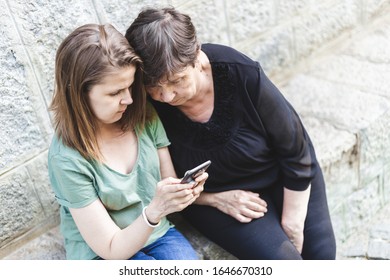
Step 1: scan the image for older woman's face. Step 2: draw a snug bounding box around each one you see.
[146,66,199,106]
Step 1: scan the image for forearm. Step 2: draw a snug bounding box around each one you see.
[193,191,216,206]
[71,201,158,260]
[107,215,155,259]
[282,185,311,231]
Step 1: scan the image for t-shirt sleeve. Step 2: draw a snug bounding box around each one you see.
[49,155,99,208]
[146,106,171,149]
[247,63,317,191]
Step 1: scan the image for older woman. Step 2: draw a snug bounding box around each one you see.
[125,7,336,260]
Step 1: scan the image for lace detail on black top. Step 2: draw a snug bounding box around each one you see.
[176,63,237,149]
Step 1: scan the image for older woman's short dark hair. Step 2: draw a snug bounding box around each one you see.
[126,7,200,86]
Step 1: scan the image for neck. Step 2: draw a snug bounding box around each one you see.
[97,122,126,142]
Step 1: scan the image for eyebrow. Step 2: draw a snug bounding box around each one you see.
[168,73,186,82]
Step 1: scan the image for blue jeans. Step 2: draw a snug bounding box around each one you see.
[130,228,198,260]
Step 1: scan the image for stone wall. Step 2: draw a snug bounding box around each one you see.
[1,0,389,259]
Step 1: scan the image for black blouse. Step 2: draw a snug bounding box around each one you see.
[151,43,318,192]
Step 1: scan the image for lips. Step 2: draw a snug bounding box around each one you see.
[168,99,181,106]
[118,107,127,113]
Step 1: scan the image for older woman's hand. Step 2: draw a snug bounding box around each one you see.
[196,189,268,223]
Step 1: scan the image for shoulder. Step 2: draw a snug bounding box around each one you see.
[49,134,82,160]
[201,43,259,68]
[48,134,92,172]
[140,103,170,147]
[143,102,162,132]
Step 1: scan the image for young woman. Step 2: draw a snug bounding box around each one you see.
[126,7,336,260]
[48,23,206,260]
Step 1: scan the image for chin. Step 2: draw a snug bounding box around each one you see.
[169,99,185,106]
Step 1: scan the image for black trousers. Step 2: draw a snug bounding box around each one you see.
[182,169,336,260]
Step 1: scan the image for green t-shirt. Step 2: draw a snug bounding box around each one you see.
[48,115,172,260]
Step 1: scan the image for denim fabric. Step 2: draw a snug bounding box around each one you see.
[130,228,198,260]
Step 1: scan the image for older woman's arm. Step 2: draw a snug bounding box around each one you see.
[281,185,311,253]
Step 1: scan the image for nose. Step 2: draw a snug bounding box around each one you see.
[120,88,133,105]
[160,86,175,103]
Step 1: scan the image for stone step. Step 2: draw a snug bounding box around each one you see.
[280,15,390,256]
[339,202,390,260]
[3,215,236,260]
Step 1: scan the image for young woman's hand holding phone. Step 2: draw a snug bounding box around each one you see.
[145,161,210,225]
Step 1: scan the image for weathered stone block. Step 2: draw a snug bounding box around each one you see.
[367,240,390,259]
[330,203,349,243]
[7,0,100,106]
[3,226,65,260]
[226,0,275,44]
[0,168,45,247]
[0,6,50,174]
[240,24,294,76]
[281,75,390,132]
[294,1,359,60]
[299,116,359,211]
[370,224,390,241]
[344,19,390,63]
[364,0,390,22]
[94,0,165,33]
[309,54,390,99]
[383,163,390,204]
[359,110,390,187]
[175,0,229,45]
[277,0,311,19]
[343,177,383,238]
[25,151,59,216]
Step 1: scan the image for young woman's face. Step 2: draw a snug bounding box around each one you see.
[146,66,198,106]
[88,65,136,126]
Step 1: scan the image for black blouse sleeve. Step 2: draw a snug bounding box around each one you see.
[247,63,317,191]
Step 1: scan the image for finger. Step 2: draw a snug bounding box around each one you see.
[159,182,195,193]
[156,177,182,190]
[159,176,182,185]
[194,172,208,182]
[173,193,196,211]
[192,183,204,196]
[235,213,252,223]
[241,207,266,219]
[246,192,268,207]
[246,201,267,213]
[170,187,195,198]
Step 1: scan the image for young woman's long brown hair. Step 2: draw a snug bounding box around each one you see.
[50,23,146,161]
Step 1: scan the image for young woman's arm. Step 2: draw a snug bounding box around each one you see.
[70,147,206,260]
[70,199,154,259]
[157,146,178,178]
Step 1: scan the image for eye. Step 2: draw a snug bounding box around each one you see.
[146,86,159,95]
[172,77,184,84]
[109,90,121,96]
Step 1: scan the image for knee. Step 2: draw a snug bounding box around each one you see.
[303,235,336,260]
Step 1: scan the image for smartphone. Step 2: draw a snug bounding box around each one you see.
[180,160,211,184]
